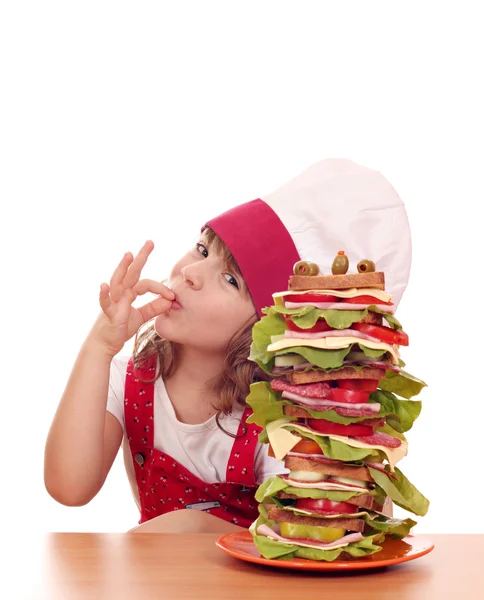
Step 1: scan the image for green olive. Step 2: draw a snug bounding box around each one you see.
[332,251,349,275]
[357,259,376,273]
[308,262,320,276]
[293,260,311,276]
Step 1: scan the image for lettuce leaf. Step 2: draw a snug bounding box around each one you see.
[367,467,430,517]
[361,513,417,538]
[372,390,422,432]
[379,369,427,399]
[268,305,402,331]
[249,310,286,367]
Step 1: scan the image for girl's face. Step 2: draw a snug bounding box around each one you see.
[154,231,257,353]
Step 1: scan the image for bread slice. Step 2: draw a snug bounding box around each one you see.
[268,508,365,532]
[284,455,374,483]
[287,366,385,385]
[289,271,385,291]
[278,490,376,510]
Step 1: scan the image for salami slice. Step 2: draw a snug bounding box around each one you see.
[271,378,332,398]
[352,431,402,448]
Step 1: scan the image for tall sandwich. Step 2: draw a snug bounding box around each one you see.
[247,253,429,561]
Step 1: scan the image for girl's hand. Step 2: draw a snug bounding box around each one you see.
[90,240,175,357]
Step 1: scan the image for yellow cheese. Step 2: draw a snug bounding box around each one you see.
[273,287,392,304]
[266,418,301,459]
[267,336,400,364]
[266,419,407,472]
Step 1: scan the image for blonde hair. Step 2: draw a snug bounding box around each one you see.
[132,227,269,431]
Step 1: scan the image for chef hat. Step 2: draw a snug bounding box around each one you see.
[205,158,412,317]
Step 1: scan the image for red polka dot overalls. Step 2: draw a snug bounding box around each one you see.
[124,357,263,528]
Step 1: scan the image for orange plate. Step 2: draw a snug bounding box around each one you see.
[215,531,434,571]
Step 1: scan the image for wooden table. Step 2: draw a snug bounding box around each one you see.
[5,533,482,599]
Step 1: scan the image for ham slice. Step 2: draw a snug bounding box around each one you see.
[257,524,364,549]
[280,475,369,491]
[285,329,380,343]
[281,390,381,416]
[287,452,342,463]
[285,301,395,314]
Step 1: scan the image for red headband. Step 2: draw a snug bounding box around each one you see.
[204,199,300,317]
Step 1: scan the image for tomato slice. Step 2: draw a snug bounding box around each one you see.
[286,319,334,333]
[330,388,370,404]
[343,295,393,305]
[295,498,359,515]
[307,419,374,436]
[352,322,409,346]
[285,293,339,303]
[292,439,324,454]
[338,379,379,392]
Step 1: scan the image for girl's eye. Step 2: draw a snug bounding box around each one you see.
[224,273,239,289]
[196,243,239,289]
[196,243,209,258]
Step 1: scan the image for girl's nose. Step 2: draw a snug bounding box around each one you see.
[181,263,203,289]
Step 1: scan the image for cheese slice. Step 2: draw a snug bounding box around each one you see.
[273,287,392,305]
[266,419,302,459]
[288,507,370,519]
[282,478,369,493]
[267,336,400,364]
[266,418,407,471]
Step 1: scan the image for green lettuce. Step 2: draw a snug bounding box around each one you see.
[249,310,286,367]
[372,390,422,432]
[368,467,430,517]
[379,369,427,399]
[268,304,402,331]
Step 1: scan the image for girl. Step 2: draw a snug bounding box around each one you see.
[44,158,410,533]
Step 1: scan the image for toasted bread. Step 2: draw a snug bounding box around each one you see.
[277,490,376,510]
[288,271,385,291]
[268,508,365,532]
[287,366,385,385]
[284,455,374,483]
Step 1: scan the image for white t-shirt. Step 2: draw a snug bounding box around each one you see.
[107,355,288,510]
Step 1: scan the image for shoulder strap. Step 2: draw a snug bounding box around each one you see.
[124,355,157,448]
[225,407,262,486]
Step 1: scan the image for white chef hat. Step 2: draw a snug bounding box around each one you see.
[205,158,412,317]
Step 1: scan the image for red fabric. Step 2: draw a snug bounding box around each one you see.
[204,198,300,317]
[124,358,263,528]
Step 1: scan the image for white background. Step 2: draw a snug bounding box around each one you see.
[1,2,482,535]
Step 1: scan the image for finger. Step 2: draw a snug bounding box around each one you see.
[138,296,174,324]
[133,279,175,300]
[99,283,113,315]
[123,240,155,289]
[110,252,134,302]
